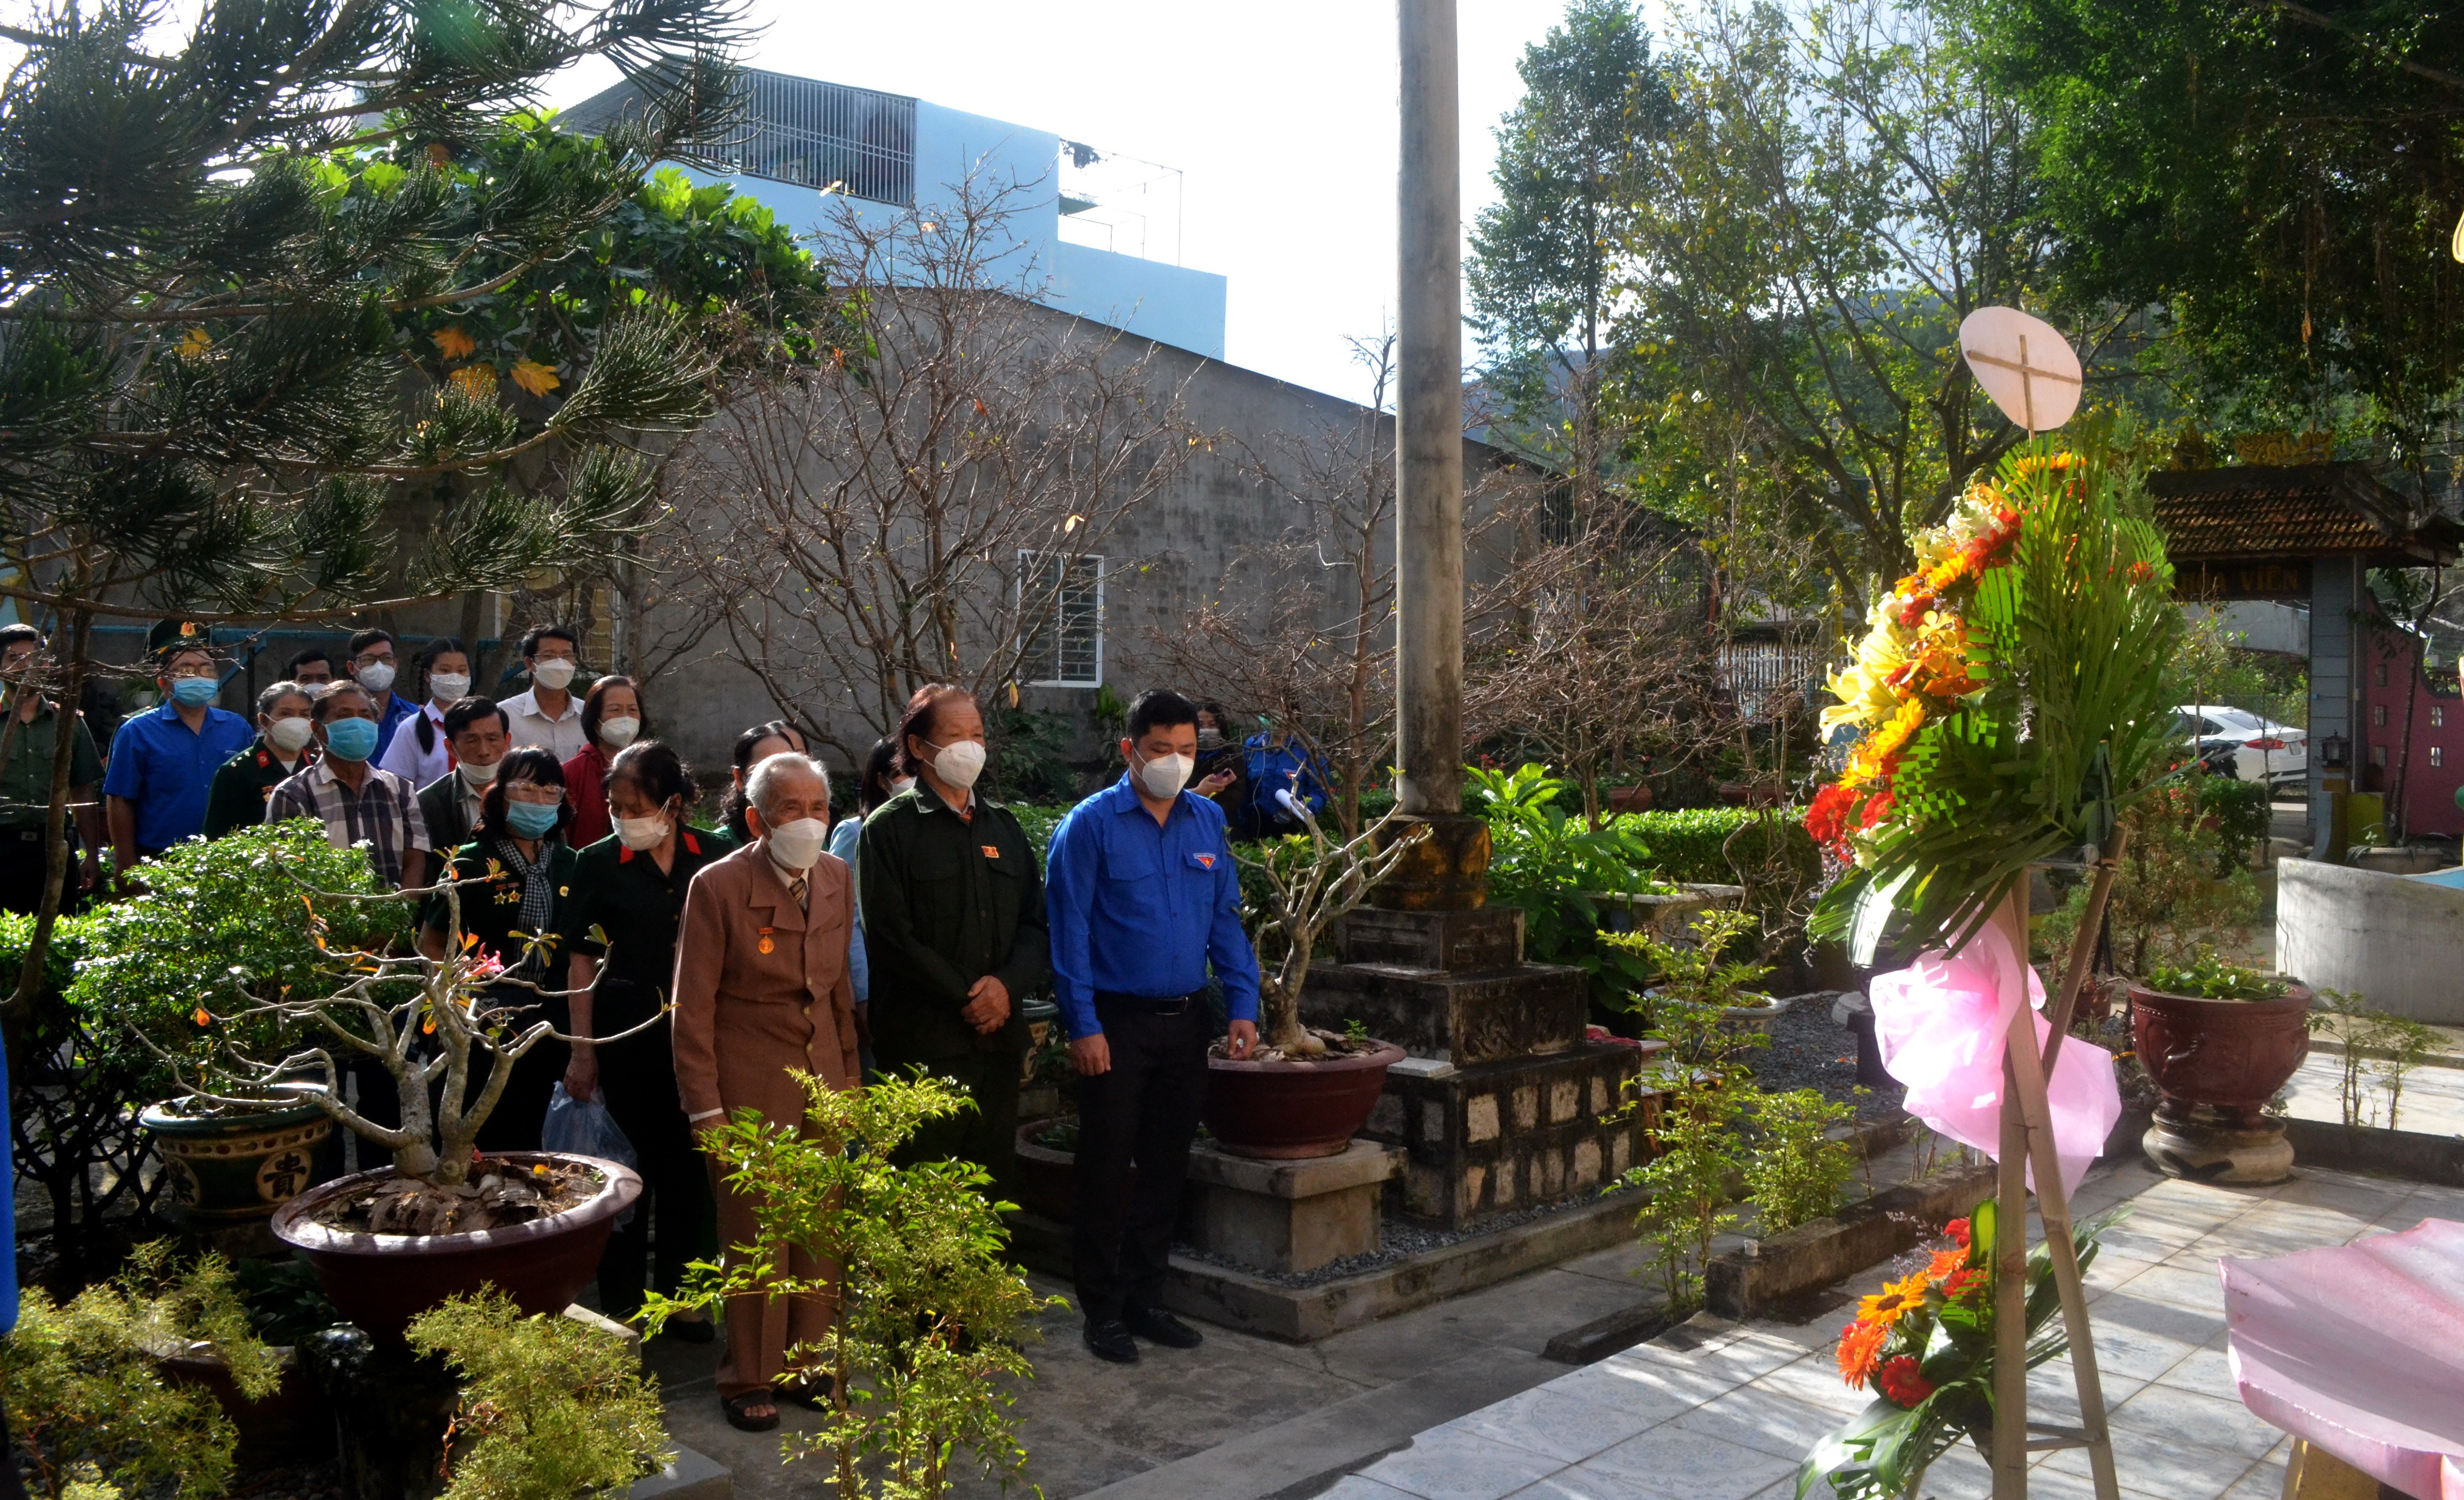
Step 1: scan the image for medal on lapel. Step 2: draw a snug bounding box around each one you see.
[757,926,775,955]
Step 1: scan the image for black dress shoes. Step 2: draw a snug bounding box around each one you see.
[1082,1319,1140,1364]
[1126,1306,1204,1349]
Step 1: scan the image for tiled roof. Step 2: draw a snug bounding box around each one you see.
[2147,463,2460,563]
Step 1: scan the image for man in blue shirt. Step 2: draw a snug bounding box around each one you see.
[1045,688,1260,1365]
[102,620,254,880]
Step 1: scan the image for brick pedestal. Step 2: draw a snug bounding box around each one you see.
[1182,1138,1402,1273]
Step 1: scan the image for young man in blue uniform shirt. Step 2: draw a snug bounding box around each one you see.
[1045,688,1260,1365]
[102,620,254,881]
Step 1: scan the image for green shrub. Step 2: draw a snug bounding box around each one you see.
[1,1244,280,1500]
[407,1290,671,1500]
[1612,1088,1743,1313]
[2197,775,2272,874]
[2143,946,2286,1001]
[1009,804,1068,866]
[1602,908,1773,1033]
[1469,763,1666,1008]
[1606,806,1822,889]
[1742,1089,1858,1234]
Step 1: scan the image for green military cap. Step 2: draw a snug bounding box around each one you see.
[147,617,210,658]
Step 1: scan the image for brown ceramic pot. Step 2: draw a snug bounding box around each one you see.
[270,1152,640,1341]
[161,1345,331,1469]
[1202,1040,1405,1160]
[1012,1121,1078,1222]
[2128,981,2315,1130]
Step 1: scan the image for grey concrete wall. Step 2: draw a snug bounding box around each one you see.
[2309,557,2360,840]
[2276,857,2464,1024]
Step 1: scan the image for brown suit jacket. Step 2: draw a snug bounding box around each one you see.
[671,841,860,1126]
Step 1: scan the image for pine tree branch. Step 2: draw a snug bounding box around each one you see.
[14,251,564,325]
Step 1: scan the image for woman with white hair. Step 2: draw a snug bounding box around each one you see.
[670,751,859,1433]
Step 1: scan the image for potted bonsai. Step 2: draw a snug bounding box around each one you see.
[89,820,643,1337]
[1202,793,1425,1159]
[2129,947,2314,1184]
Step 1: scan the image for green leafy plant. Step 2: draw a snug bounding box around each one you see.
[232,1258,344,1347]
[1745,1089,1859,1236]
[1603,907,1776,1031]
[2197,776,2272,876]
[1472,762,1670,1007]
[2309,991,2443,1131]
[2142,948,2288,1002]
[645,1072,1060,1498]
[1798,1202,2130,1499]
[1642,994,1773,1088]
[1612,1087,1745,1313]
[1,1244,280,1500]
[2037,778,2259,979]
[407,1289,671,1500]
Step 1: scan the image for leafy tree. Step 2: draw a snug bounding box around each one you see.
[1467,0,1672,506]
[0,0,755,999]
[1960,0,2464,472]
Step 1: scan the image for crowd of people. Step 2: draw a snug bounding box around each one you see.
[0,617,1340,1433]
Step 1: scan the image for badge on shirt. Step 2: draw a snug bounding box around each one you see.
[981,844,1000,860]
[1189,851,1216,870]
[757,926,775,955]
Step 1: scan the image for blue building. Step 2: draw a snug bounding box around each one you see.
[565,68,1227,360]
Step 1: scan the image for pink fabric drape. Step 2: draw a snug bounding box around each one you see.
[1866,921,2122,1196]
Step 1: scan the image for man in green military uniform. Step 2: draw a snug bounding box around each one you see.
[858,684,1050,1189]
[203,680,318,838]
[0,624,103,914]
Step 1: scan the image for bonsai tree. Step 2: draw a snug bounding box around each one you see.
[1235,790,1429,1059]
[81,821,647,1193]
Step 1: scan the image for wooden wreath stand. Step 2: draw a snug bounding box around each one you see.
[1981,844,2127,1500]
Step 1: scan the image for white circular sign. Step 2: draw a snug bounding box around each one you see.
[1958,306,2083,434]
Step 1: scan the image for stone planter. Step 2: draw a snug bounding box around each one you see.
[2129,980,2315,1185]
[142,1094,333,1228]
[1718,992,1794,1035]
[1581,883,1746,940]
[1202,1041,1406,1160]
[1012,1119,1080,1223]
[272,1152,641,1341]
[1705,1161,2000,1320]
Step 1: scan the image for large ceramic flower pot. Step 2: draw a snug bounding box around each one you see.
[1202,1040,1405,1160]
[2129,981,2314,1185]
[271,1152,641,1341]
[142,1095,334,1226]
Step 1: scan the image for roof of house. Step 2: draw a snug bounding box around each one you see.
[2147,463,2462,565]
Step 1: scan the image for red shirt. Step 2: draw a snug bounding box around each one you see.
[562,743,613,849]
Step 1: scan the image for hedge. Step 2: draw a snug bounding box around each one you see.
[1609,806,1822,889]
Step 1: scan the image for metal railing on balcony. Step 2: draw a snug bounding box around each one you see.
[717,72,916,205]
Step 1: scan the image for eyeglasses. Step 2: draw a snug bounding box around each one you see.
[502,784,564,805]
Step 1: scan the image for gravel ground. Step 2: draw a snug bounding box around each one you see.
[1174,1184,1646,1289]
[1742,991,1906,1120]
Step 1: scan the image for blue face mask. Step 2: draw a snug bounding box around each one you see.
[321,716,379,762]
[505,800,562,839]
[169,675,219,708]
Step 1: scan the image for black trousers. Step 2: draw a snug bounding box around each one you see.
[1070,998,1208,1324]
[594,1026,716,1320]
[877,1044,1023,1199]
[0,826,68,916]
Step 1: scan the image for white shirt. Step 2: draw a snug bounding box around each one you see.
[499,686,586,760]
[374,701,454,789]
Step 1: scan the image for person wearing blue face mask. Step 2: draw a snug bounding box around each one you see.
[418,747,578,1151]
[103,622,255,884]
[263,680,431,890]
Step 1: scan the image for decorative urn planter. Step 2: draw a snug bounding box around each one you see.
[1202,1041,1406,1160]
[1019,996,1061,1086]
[1717,992,1795,1035]
[142,1094,334,1228]
[2129,980,2314,1185]
[271,1152,640,1341]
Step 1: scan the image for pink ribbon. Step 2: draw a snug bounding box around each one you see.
[1867,921,2122,1196]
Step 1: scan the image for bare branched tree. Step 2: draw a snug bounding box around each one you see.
[655,180,1194,761]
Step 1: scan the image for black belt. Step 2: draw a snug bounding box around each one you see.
[1094,989,1202,1016]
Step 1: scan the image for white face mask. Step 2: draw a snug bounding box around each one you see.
[460,756,502,787]
[266,717,315,755]
[763,815,830,872]
[890,776,917,796]
[355,662,397,694]
[928,739,986,791]
[530,657,577,690]
[598,715,641,749]
[1136,749,1194,799]
[428,672,470,704]
[615,812,671,851]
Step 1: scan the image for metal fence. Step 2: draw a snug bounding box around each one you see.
[718,72,916,206]
[1718,638,1829,723]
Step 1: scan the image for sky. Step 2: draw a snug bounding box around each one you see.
[536,2,1594,406]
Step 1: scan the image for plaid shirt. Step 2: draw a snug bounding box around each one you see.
[263,760,430,889]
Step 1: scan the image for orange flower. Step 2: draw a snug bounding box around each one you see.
[1926,1247,1964,1282]
[1942,1268,1987,1299]
[1836,1321,1887,1388]
[1858,1270,1930,1328]
[509,358,561,397]
[433,325,477,361]
[192,1007,212,1027]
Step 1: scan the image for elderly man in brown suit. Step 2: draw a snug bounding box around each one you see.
[672,752,858,1433]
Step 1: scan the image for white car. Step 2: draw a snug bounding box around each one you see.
[2174,704,2307,787]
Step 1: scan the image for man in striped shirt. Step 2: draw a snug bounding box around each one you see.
[263,681,430,890]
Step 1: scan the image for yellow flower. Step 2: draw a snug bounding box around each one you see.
[1821,600,1916,737]
[510,358,561,397]
[434,325,477,360]
[1858,1270,1931,1328]
[448,364,497,400]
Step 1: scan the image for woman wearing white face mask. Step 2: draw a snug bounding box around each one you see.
[562,675,645,850]
[856,686,1049,1188]
[375,637,472,791]
[563,740,721,1338]
[203,681,319,838]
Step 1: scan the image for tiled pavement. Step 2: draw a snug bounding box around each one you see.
[2281,1047,2464,1136]
[1329,1159,2464,1500]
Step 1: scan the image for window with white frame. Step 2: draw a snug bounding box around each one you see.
[2434,745,2446,768]
[1018,552,1105,687]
